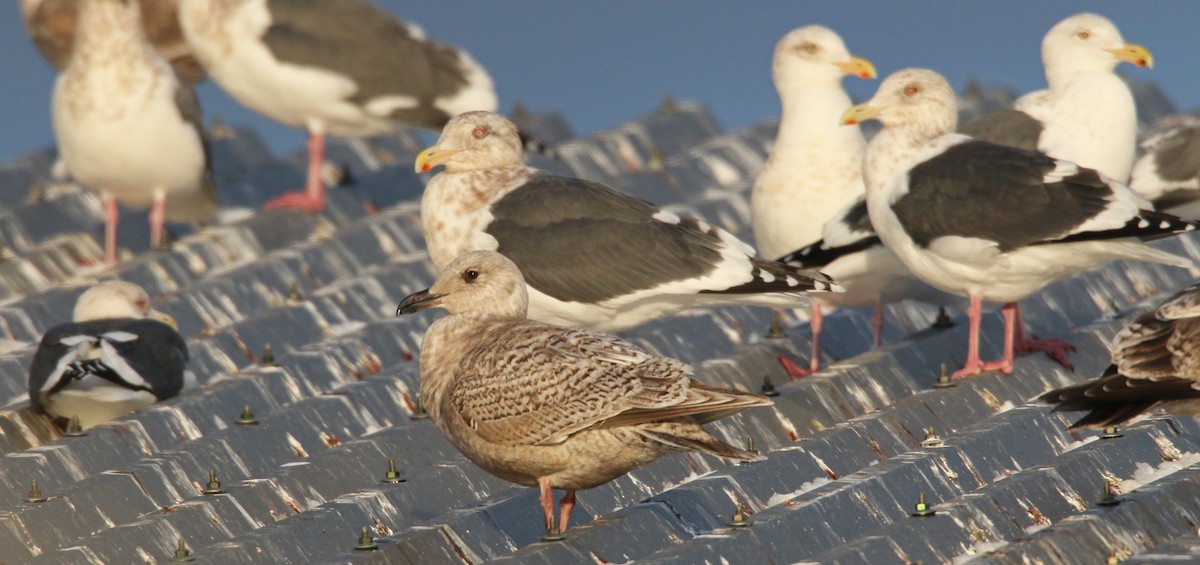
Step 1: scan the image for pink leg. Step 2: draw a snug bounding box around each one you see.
[149,192,166,250]
[104,194,119,264]
[265,131,327,213]
[1011,303,1075,370]
[950,295,986,379]
[871,299,884,348]
[779,304,822,380]
[558,490,576,533]
[538,477,556,532]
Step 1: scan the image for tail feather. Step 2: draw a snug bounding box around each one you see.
[635,424,763,462]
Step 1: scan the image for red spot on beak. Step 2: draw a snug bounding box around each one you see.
[845,119,858,125]
[860,72,870,79]
[421,164,431,172]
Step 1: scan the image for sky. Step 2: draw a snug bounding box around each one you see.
[2,1,1198,165]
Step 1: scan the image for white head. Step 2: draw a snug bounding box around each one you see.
[73,280,176,327]
[396,251,529,320]
[414,111,524,174]
[840,68,958,139]
[1041,13,1152,86]
[772,25,876,91]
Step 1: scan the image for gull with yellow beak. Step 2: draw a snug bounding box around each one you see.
[846,68,1195,380]
[961,12,1153,183]
[28,281,193,429]
[415,111,842,332]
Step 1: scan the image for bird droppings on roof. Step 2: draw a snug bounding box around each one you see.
[0,85,1197,563]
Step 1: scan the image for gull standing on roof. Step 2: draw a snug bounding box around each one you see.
[397,251,768,534]
[416,111,842,332]
[29,281,192,429]
[750,25,876,260]
[1129,113,1200,216]
[845,68,1197,380]
[179,0,499,213]
[960,13,1152,183]
[52,0,217,264]
[22,0,207,83]
[1042,280,1200,428]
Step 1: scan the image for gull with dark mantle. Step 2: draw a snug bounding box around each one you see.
[960,13,1152,183]
[397,251,769,535]
[845,68,1197,380]
[29,281,192,429]
[1042,280,1200,428]
[1129,113,1200,216]
[416,111,842,332]
[180,0,499,213]
[52,0,216,264]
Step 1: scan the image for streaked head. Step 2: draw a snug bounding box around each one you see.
[396,251,529,320]
[414,111,524,174]
[840,68,957,136]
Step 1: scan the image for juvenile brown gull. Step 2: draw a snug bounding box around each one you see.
[846,68,1196,380]
[396,251,769,534]
[416,111,841,332]
[180,0,498,213]
[52,0,216,263]
[1042,280,1200,428]
[28,281,192,430]
[960,12,1152,183]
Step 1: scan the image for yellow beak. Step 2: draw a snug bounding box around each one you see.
[1106,43,1153,68]
[414,145,461,173]
[840,102,884,126]
[834,56,877,80]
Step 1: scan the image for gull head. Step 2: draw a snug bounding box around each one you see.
[841,68,957,137]
[415,111,524,174]
[397,251,529,320]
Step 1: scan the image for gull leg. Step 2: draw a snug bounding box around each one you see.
[558,490,576,533]
[538,477,556,532]
[104,193,119,264]
[871,299,884,347]
[149,190,166,250]
[1011,303,1075,370]
[265,130,327,212]
[950,295,986,379]
[779,304,822,379]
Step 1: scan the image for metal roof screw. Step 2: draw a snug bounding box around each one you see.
[381,459,406,484]
[541,516,565,542]
[726,505,752,528]
[260,344,276,367]
[63,415,86,437]
[910,492,935,517]
[24,480,47,503]
[170,538,195,562]
[760,376,780,397]
[410,394,430,421]
[287,282,302,303]
[931,306,954,328]
[354,527,378,551]
[1100,426,1124,439]
[235,405,259,426]
[921,428,945,448]
[739,437,759,466]
[202,470,225,495]
[765,315,787,339]
[1107,553,1121,565]
[932,364,955,389]
[1097,480,1121,507]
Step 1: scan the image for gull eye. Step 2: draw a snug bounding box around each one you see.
[903,85,919,97]
[463,269,480,282]
[472,127,489,140]
[798,41,818,54]
[1077,30,1090,40]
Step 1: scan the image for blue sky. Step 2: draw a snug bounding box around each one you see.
[2,1,1197,164]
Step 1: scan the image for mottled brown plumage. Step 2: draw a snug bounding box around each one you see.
[398,251,769,534]
[1041,281,1200,427]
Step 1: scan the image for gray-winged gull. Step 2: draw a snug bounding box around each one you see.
[416,111,842,332]
[29,281,192,429]
[179,0,498,213]
[845,68,1196,379]
[1129,113,1200,215]
[396,250,769,534]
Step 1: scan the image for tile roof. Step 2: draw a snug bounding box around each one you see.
[0,87,1197,564]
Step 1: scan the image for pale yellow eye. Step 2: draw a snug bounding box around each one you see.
[1077,30,1090,40]
[903,85,919,97]
[472,127,489,139]
[799,42,818,54]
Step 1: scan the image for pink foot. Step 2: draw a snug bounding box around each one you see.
[950,357,1012,380]
[264,191,325,213]
[1016,337,1075,371]
[778,353,814,380]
